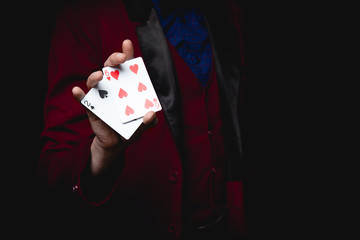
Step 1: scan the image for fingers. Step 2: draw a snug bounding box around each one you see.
[72,86,85,102]
[88,39,133,88]
[143,111,158,127]
[86,71,103,89]
[72,86,100,123]
[128,111,157,143]
[122,39,134,60]
[104,39,134,67]
[104,52,127,67]
[138,111,158,133]
[73,83,158,149]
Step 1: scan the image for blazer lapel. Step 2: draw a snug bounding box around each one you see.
[136,9,186,160]
[124,0,244,179]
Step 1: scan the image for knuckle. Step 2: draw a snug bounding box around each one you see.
[87,71,102,89]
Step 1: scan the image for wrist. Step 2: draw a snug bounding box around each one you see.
[90,137,125,176]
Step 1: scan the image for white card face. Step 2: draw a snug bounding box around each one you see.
[81,78,143,140]
[103,57,162,123]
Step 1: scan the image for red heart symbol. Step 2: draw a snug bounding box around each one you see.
[125,105,134,116]
[118,88,127,98]
[111,70,119,80]
[138,82,147,92]
[130,64,139,74]
[153,98,160,108]
[106,76,111,80]
[144,99,154,109]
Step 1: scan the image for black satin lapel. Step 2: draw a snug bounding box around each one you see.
[136,9,185,159]
[204,7,243,180]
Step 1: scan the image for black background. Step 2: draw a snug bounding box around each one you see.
[2,1,346,239]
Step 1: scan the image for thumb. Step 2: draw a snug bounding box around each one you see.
[72,86,85,102]
[72,86,100,122]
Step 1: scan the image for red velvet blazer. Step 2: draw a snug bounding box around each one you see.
[39,0,248,239]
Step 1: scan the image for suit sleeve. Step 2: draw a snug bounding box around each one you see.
[38,4,111,203]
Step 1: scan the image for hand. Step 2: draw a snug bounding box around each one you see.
[72,40,158,176]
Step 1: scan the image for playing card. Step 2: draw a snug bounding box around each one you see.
[103,57,162,123]
[81,78,143,140]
